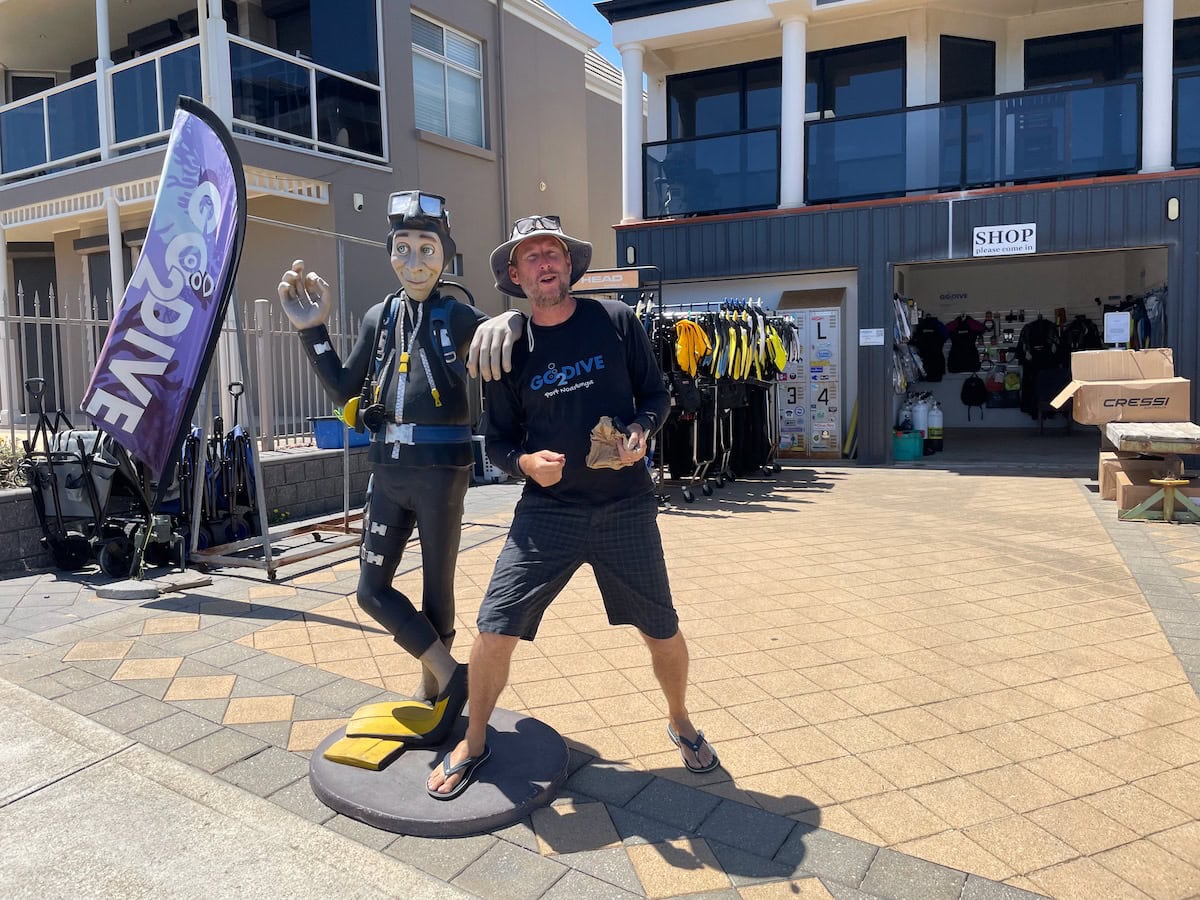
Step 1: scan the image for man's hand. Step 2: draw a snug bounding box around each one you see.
[277,259,334,330]
[468,310,526,381]
[616,424,647,468]
[519,450,566,487]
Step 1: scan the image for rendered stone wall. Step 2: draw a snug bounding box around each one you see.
[0,447,372,574]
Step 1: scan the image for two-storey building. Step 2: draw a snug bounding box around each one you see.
[599,0,1198,465]
[0,0,624,420]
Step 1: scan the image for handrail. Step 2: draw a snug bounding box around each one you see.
[0,72,98,117]
[227,35,381,93]
[107,36,201,78]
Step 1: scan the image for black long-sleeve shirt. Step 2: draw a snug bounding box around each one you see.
[484,297,670,505]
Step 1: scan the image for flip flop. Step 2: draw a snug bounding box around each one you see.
[667,723,720,774]
[427,744,491,800]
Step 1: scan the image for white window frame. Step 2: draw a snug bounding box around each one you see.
[411,12,486,149]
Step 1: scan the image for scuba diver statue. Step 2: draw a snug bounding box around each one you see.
[277,191,522,763]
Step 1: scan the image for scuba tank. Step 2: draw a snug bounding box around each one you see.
[927,400,944,453]
[911,393,929,438]
[897,397,914,431]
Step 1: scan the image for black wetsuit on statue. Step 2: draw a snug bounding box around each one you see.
[299,288,487,656]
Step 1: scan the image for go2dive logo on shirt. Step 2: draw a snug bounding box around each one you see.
[530,354,606,397]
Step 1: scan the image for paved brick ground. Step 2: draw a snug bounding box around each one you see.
[2,463,1199,899]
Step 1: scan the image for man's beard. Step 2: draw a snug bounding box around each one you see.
[525,277,570,308]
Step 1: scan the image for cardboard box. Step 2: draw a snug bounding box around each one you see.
[1071,348,1175,381]
[1097,450,1140,481]
[1116,470,1200,512]
[1051,377,1190,425]
[1100,456,1168,501]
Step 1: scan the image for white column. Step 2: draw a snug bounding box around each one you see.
[619,43,645,222]
[905,10,934,194]
[95,0,113,160]
[1142,0,1175,173]
[1003,19,1024,93]
[199,0,234,124]
[106,189,125,307]
[95,0,111,60]
[646,73,667,144]
[779,16,807,209]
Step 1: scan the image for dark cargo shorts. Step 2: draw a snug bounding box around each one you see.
[477,491,678,641]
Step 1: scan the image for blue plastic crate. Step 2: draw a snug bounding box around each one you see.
[310,416,370,449]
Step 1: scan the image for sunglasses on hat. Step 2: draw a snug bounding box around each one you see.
[512,215,561,235]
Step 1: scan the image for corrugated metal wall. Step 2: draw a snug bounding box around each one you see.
[617,175,1199,464]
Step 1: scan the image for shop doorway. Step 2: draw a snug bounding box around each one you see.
[893,247,1167,472]
[661,270,858,461]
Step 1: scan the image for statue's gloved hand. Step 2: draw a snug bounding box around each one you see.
[467,310,526,381]
[277,259,334,329]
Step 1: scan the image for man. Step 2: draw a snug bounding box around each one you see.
[277,191,521,754]
[428,215,717,799]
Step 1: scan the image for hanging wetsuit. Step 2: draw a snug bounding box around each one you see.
[945,315,984,373]
[910,316,948,381]
[1015,316,1061,417]
[298,288,487,656]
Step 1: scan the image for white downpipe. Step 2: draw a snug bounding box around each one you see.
[779,16,807,209]
[96,0,113,160]
[0,225,10,419]
[105,189,125,307]
[1142,0,1175,173]
[620,44,645,222]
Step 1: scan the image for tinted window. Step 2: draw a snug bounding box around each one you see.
[668,68,741,137]
[1026,25,1140,88]
[311,0,378,84]
[746,61,782,128]
[807,38,905,117]
[271,0,378,84]
[941,36,995,102]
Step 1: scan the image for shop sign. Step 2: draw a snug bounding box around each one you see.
[972,223,1036,257]
[573,268,640,291]
[859,328,885,346]
[1104,311,1132,344]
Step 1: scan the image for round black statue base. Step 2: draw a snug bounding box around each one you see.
[309,706,569,837]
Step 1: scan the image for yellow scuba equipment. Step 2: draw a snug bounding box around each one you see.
[337,396,361,427]
[767,326,788,371]
[674,319,711,377]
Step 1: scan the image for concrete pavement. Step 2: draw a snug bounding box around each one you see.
[1,462,1198,899]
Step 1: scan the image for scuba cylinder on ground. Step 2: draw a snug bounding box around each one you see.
[926,400,944,453]
[911,393,929,439]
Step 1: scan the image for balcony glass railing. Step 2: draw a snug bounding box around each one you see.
[806,81,1141,204]
[229,37,383,161]
[110,39,202,150]
[0,30,385,184]
[0,77,100,179]
[643,127,780,218]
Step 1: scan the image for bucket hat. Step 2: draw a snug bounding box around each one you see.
[490,215,592,298]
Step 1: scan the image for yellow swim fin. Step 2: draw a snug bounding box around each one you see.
[346,699,445,738]
[322,735,406,770]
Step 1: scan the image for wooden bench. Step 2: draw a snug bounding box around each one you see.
[1105,422,1200,523]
